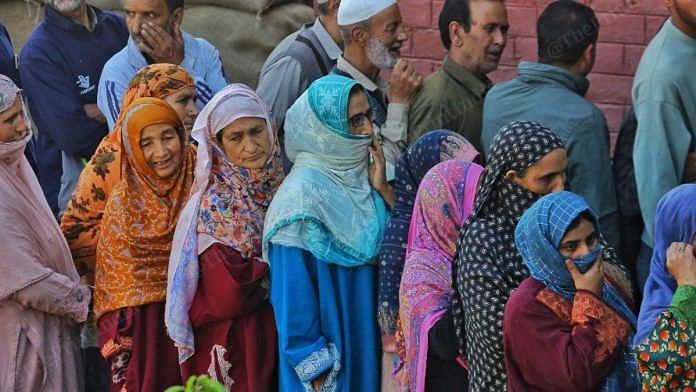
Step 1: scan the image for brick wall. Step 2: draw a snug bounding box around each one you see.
[399,0,669,148]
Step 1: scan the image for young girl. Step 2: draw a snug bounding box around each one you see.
[504,191,639,391]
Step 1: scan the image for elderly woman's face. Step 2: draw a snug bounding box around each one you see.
[219,117,271,169]
[558,217,599,259]
[164,87,198,137]
[506,148,567,195]
[0,94,28,144]
[139,123,182,178]
[347,91,374,136]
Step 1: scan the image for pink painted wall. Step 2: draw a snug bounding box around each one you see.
[398,0,669,148]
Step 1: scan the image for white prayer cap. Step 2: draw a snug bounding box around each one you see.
[317,0,328,4]
[337,0,397,25]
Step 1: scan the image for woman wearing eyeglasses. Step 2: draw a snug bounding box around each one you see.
[263,75,393,392]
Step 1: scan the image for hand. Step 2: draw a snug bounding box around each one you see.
[389,59,422,105]
[566,255,604,296]
[368,138,395,208]
[311,372,328,391]
[368,137,387,192]
[83,104,106,124]
[666,242,696,287]
[138,21,185,65]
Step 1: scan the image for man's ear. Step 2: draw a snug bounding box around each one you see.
[582,43,594,64]
[449,21,464,47]
[329,0,340,14]
[171,7,184,27]
[664,0,674,9]
[352,24,368,46]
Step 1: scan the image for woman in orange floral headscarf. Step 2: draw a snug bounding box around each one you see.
[60,64,198,282]
[94,97,195,392]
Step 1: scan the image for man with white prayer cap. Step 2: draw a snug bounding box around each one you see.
[258,0,343,173]
[333,0,422,165]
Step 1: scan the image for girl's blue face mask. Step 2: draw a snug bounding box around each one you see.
[566,244,601,274]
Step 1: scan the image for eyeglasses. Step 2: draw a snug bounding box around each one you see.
[348,108,375,129]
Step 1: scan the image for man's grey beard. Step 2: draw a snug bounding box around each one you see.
[366,36,399,69]
[48,0,84,13]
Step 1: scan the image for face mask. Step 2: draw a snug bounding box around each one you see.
[569,244,601,274]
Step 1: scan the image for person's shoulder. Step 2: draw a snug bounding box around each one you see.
[508,278,545,304]
[504,278,556,327]
[186,33,220,55]
[100,45,130,78]
[412,68,455,107]
[20,21,52,55]
[460,217,502,249]
[487,76,522,96]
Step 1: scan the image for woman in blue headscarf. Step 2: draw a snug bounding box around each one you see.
[503,191,639,391]
[263,75,392,392]
[633,184,696,391]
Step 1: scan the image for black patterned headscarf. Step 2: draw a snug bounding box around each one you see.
[451,120,565,390]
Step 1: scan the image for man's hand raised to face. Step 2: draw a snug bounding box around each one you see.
[138,20,185,65]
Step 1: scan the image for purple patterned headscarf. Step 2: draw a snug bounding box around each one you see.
[398,160,483,392]
[377,130,479,339]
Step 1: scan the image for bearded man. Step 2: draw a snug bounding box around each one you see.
[20,0,128,218]
[331,0,422,165]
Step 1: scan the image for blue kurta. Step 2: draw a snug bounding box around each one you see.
[269,244,380,392]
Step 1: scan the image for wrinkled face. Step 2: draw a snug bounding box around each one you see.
[458,0,509,77]
[559,218,599,259]
[347,90,374,136]
[365,4,409,69]
[47,0,84,13]
[218,117,271,169]
[0,95,29,143]
[508,148,567,195]
[124,0,173,46]
[139,123,182,178]
[163,87,198,137]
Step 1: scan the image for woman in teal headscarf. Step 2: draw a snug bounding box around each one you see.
[263,75,392,392]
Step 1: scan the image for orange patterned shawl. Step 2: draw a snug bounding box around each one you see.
[94,97,195,318]
[60,64,194,282]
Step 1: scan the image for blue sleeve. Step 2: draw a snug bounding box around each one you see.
[633,101,692,247]
[97,59,126,131]
[269,244,339,385]
[634,251,677,344]
[20,47,108,158]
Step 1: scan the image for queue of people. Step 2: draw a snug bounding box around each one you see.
[0,0,694,391]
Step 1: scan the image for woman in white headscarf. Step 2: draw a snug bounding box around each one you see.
[167,84,284,391]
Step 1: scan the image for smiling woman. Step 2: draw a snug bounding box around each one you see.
[94,97,195,392]
[139,122,183,178]
[61,63,196,284]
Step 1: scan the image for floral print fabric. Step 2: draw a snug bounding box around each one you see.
[60,64,194,281]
